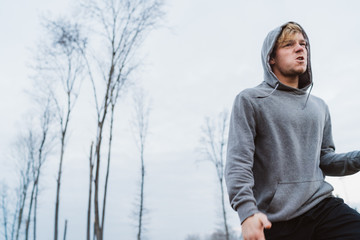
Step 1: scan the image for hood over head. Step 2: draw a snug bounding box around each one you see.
[261,21,313,93]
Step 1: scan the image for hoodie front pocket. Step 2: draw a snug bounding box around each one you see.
[266,179,324,215]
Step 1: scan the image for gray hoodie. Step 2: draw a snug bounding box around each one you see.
[225,22,360,224]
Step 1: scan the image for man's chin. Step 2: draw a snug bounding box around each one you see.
[293,67,307,75]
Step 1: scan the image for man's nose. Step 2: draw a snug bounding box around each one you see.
[295,43,305,52]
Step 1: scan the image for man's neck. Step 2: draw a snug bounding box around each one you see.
[277,75,299,89]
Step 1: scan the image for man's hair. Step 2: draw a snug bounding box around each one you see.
[270,23,305,59]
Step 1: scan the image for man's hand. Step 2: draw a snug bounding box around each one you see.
[241,213,272,240]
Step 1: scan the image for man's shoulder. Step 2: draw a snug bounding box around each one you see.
[235,82,271,100]
[309,94,328,108]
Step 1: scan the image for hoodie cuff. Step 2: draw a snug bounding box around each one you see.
[237,201,259,224]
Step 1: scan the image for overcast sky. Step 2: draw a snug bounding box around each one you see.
[1,0,360,239]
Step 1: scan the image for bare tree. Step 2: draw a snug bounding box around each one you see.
[0,95,54,240]
[13,130,36,240]
[34,17,87,240]
[9,104,51,240]
[79,0,163,239]
[24,98,53,240]
[131,88,151,240]
[1,183,9,240]
[199,110,230,240]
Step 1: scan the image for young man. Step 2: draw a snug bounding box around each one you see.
[225,22,360,240]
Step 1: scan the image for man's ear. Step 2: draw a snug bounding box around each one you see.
[269,58,275,65]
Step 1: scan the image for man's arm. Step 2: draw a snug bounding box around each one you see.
[225,92,260,223]
[320,105,360,176]
[225,93,272,240]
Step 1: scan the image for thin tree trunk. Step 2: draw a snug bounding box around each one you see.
[63,219,68,240]
[26,135,46,240]
[34,183,39,240]
[94,133,103,240]
[1,192,9,240]
[54,137,66,240]
[11,193,20,240]
[94,65,114,240]
[28,110,49,240]
[87,142,94,240]
[219,117,229,240]
[101,104,115,237]
[92,222,96,240]
[137,146,145,240]
[133,89,150,240]
[25,175,39,240]
[55,90,71,240]
[15,178,30,240]
[219,179,229,240]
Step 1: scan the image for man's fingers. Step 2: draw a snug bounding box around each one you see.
[259,214,272,229]
[242,213,271,240]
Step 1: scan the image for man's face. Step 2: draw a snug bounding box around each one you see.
[270,32,307,80]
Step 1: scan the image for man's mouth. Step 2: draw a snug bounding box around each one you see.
[296,56,305,61]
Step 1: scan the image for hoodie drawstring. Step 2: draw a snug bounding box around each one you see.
[302,82,313,109]
[257,82,280,98]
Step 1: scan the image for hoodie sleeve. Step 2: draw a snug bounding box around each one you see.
[320,105,360,176]
[225,93,259,224]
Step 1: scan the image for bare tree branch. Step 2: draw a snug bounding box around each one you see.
[131,88,151,240]
[199,110,230,240]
